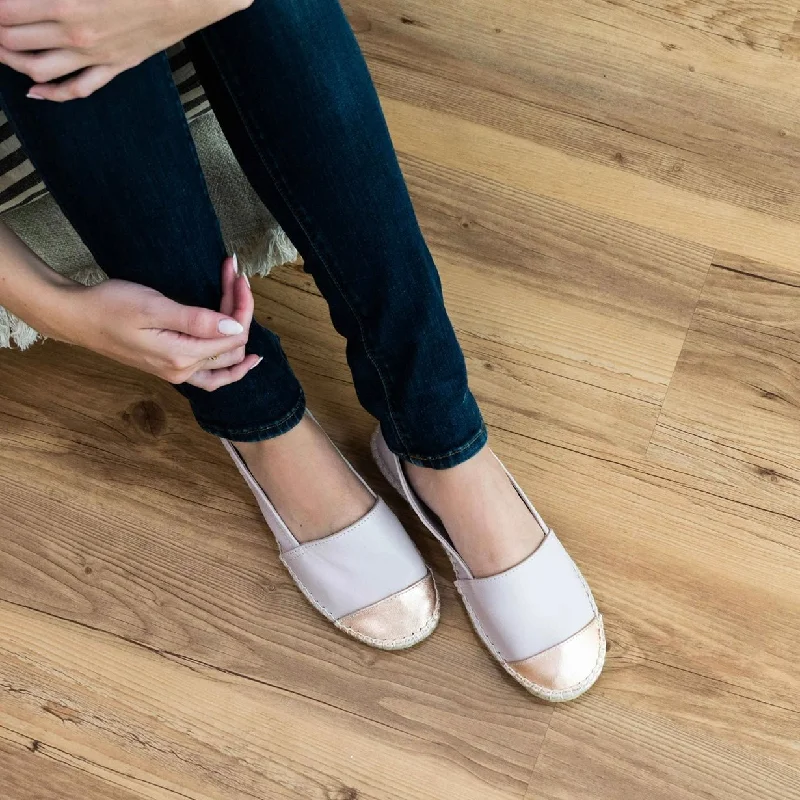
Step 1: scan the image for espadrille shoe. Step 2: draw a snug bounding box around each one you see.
[220,420,439,651]
[371,427,604,701]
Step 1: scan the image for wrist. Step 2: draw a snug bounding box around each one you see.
[33,274,91,345]
[0,220,93,345]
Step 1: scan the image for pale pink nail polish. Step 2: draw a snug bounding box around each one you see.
[250,356,264,369]
[26,91,44,100]
[218,319,244,335]
[232,252,239,275]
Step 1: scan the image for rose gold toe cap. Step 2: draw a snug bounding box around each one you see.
[337,573,439,649]
[508,616,605,695]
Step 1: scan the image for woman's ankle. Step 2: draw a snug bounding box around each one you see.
[231,415,374,542]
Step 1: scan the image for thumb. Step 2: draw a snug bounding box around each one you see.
[151,297,244,339]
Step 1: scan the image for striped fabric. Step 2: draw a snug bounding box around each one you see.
[0,43,210,215]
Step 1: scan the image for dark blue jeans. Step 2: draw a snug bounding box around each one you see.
[0,0,486,468]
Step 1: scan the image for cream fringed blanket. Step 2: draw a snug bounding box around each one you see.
[0,101,296,350]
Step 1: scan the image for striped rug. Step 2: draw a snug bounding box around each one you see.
[0,44,209,215]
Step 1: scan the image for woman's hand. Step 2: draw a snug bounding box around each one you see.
[49,256,263,391]
[0,0,253,102]
[0,222,259,391]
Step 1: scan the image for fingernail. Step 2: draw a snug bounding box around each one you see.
[250,356,264,370]
[234,253,250,287]
[26,91,44,100]
[218,319,244,335]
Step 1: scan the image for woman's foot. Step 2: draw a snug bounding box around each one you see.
[232,414,374,542]
[372,427,604,700]
[224,414,440,650]
[405,446,546,578]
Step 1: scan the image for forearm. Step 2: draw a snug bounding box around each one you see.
[0,221,81,341]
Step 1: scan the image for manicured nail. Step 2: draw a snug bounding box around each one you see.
[218,319,244,335]
[233,253,250,287]
[26,91,44,100]
[250,356,264,370]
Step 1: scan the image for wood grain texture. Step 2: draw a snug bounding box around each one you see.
[648,252,800,518]
[3,0,800,797]
[0,601,524,800]
[525,695,800,800]
[0,739,147,800]
[356,0,800,224]
[0,337,549,799]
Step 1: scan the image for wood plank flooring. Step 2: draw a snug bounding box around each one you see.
[1,0,799,797]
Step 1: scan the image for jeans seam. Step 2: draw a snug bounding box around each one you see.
[402,423,487,463]
[195,390,305,437]
[194,28,410,453]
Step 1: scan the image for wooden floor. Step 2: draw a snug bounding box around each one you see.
[2,1,800,798]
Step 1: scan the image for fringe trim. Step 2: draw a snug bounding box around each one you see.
[0,226,298,351]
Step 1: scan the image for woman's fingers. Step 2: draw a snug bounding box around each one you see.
[182,257,257,384]
[231,264,254,329]
[28,63,123,102]
[186,255,249,367]
[158,327,247,364]
[195,345,246,372]
[142,256,257,387]
[189,269,255,372]
[0,22,67,51]
[151,296,244,340]
[0,46,87,85]
[151,258,248,340]
[0,1,54,26]
[219,256,237,318]
[186,353,263,392]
